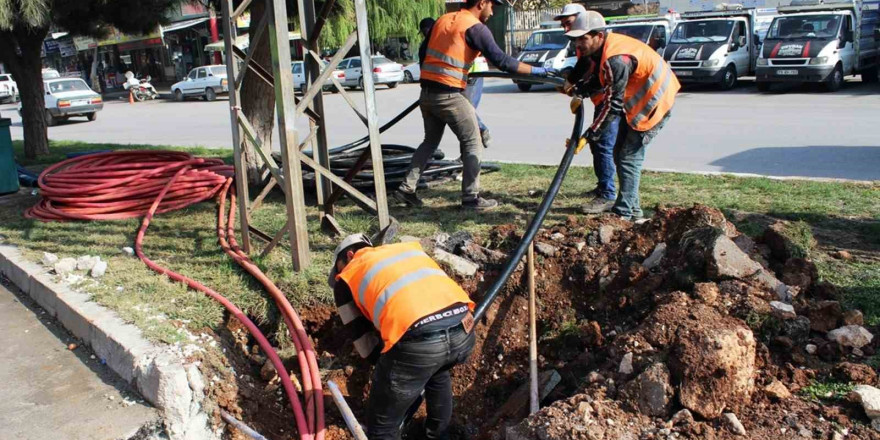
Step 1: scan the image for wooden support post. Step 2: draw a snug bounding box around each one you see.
[355,0,390,228]
[222,0,251,254]
[528,241,539,415]
[268,0,310,270]
[325,148,370,206]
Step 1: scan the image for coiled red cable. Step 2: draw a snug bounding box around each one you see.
[26,151,324,440]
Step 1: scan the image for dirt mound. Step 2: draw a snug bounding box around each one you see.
[198,205,880,440]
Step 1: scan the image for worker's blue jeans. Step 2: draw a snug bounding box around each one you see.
[588,107,618,201]
[367,324,475,440]
[612,111,672,220]
[464,77,487,132]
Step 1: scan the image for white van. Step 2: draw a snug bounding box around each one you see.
[513,28,573,91]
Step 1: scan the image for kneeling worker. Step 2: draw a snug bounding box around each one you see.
[328,234,476,439]
[394,0,555,211]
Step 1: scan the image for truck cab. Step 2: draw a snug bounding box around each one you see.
[513,27,572,91]
[605,15,680,55]
[664,6,760,90]
[755,0,880,92]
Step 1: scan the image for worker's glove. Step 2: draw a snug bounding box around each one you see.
[530,67,557,77]
[585,129,603,144]
[564,137,588,154]
[569,96,582,113]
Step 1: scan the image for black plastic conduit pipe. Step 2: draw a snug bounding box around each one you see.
[473,85,583,321]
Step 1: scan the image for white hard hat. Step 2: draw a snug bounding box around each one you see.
[565,10,606,38]
[553,3,587,20]
[327,233,372,288]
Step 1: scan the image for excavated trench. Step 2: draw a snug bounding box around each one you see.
[197,205,880,440]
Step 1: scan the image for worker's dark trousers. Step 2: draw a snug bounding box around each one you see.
[366,324,476,440]
[400,89,483,202]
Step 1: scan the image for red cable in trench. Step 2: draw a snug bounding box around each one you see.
[26,151,324,440]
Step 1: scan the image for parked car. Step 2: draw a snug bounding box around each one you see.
[41,68,61,79]
[339,56,404,89]
[403,62,420,83]
[18,77,103,126]
[0,74,18,103]
[292,60,344,93]
[171,65,229,101]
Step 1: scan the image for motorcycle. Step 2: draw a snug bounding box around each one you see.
[123,72,159,102]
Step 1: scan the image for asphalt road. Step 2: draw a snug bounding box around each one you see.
[5,78,880,181]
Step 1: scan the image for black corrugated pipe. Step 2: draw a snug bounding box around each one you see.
[473,95,584,322]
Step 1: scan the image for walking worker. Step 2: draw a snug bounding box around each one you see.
[563,10,679,220]
[394,0,555,212]
[328,234,476,440]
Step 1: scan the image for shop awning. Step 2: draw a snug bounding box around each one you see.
[162,17,209,33]
[204,32,302,52]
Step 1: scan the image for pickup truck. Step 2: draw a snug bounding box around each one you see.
[605,14,680,54]
[664,6,767,90]
[755,0,880,92]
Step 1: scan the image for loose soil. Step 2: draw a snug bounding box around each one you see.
[197,205,880,440]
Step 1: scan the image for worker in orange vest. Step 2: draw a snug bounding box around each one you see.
[554,3,587,34]
[393,0,554,212]
[328,234,476,439]
[562,11,679,220]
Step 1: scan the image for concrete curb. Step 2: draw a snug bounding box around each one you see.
[0,244,218,440]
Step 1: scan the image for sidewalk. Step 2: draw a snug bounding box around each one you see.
[0,277,159,439]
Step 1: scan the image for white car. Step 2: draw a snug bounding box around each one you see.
[18,77,103,126]
[42,68,61,79]
[339,56,404,89]
[0,74,18,103]
[171,65,229,101]
[292,61,344,93]
[403,63,420,83]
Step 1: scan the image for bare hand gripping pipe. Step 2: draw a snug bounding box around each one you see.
[473,96,585,322]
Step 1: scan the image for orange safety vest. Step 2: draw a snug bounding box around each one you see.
[421,10,482,89]
[337,242,475,352]
[596,33,679,131]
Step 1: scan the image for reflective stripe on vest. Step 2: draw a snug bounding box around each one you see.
[422,11,481,89]
[598,33,679,131]
[337,242,475,352]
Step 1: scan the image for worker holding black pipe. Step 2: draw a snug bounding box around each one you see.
[562,11,679,220]
[393,0,555,212]
[328,234,476,440]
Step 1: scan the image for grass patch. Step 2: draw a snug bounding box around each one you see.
[780,220,818,259]
[799,380,854,403]
[4,140,879,346]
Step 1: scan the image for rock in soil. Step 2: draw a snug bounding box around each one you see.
[669,408,694,426]
[76,255,100,271]
[121,246,135,256]
[827,325,874,349]
[54,257,76,275]
[781,258,818,291]
[831,250,853,260]
[770,301,796,320]
[764,380,792,400]
[807,300,843,333]
[599,226,614,244]
[90,260,107,278]
[843,309,864,326]
[41,252,58,266]
[849,385,880,419]
[619,362,673,417]
[432,248,478,277]
[666,303,756,419]
[722,412,747,436]
[641,243,666,270]
[834,362,878,385]
[535,242,558,257]
[618,352,633,375]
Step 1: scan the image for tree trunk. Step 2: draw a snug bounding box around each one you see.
[240,0,275,185]
[0,28,50,159]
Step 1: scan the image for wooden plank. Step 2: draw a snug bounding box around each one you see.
[309,0,338,46]
[235,10,270,90]
[298,152,377,211]
[260,220,288,258]
[294,31,357,118]
[268,0,310,270]
[237,114,284,187]
[231,0,253,19]
[233,46,275,88]
[528,242,539,415]
[325,148,370,207]
[248,226,273,243]
[355,0,390,229]
[248,177,277,214]
[309,49,369,126]
[222,0,251,253]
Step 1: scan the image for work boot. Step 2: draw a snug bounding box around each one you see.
[580,197,615,214]
[462,196,498,211]
[391,189,423,207]
[480,129,492,149]
[583,187,601,199]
